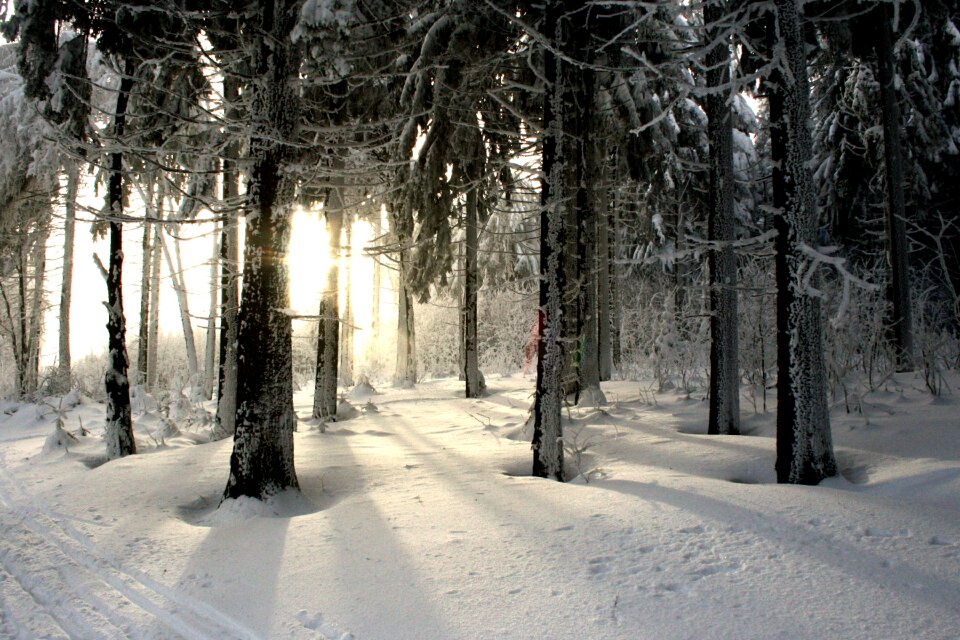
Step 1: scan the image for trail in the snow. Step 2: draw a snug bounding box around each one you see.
[0,450,261,640]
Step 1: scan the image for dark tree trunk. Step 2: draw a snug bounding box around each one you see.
[705,0,741,436]
[533,0,574,481]
[216,76,241,439]
[104,62,136,459]
[873,5,914,371]
[464,185,483,398]
[224,0,300,500]
[597,174,612,382]
[314,194,342,420]
[769,0,837,484]
[136,192,152,387]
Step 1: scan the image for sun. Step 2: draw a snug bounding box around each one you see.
[287,207,378,363]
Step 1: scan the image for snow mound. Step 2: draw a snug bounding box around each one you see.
[41,424,79,455]
[347,376,378,400]
[200,490,318,526]
[336,399,360,420]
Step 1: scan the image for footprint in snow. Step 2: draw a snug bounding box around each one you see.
[296,610,353,640]
[863,527,912,538]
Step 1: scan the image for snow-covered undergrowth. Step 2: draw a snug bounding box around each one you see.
[0,373,958,639]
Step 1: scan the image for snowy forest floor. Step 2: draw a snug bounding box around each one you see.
[0,373,958,640]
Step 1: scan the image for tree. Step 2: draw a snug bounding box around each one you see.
[704,0,741,435]
[313,178,343,421]
[223,0,302,500]
[100,57,137,459]
[767,0,837,484]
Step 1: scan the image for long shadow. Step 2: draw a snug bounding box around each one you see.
[593,478,960,618]
[175,498,291,638]
[288,421,453,639]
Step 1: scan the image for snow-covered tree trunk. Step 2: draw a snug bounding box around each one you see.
[56,164,79,392]
[395,262,417,387]
[135,185,153,388]
[532,0,570,481]
[223,0,301,500]
[160,227,199,385]
[215,77,241,439]
[202,225,219,400]
[313,193,342,420]
[873,5,914,371]
[705,0,741,436]
[579,115,605,405]
[23,214,48,397]
[339,212,354,387]
[609,206,622,377]
[146,225,161,391]
[597,177,612,382]
[770,0,836,484]
[464,185,483,398]
[103,63,136,459]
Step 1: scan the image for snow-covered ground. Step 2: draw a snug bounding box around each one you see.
[1,374,958,639]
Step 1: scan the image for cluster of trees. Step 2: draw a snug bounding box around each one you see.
[1,0,957,498]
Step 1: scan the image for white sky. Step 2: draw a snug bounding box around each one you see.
[40,183,383,369]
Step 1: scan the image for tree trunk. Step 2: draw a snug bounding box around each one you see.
[339,212,354,387]
[160,227,199,386]
[203,224,219,400]
[56,165,79,392]
[597,175,612,382]
[873,5,914,371]
[24,215,48,396]
[705,0,741,436]
[223,0,300,500]
[216,76,241,439]
[769,0,836,484]
[578,110,605,405]
[609,204,622,377]
[103,61,136,459]
[532,0,569,481]
[395,262,417,387]
[371,206,382,350]
[313,194,342,420]
[464,185,483,398]
[146,224,162,391]
[135,184,153,388]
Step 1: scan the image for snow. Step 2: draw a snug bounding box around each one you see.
[1,375,959,639]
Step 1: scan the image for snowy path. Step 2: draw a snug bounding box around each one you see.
[0,450,259,640]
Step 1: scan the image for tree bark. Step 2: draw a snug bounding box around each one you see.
[203,224,219,400]
[705,0,741,436]
[532,0,569,481]
[339,212,354,387]
[159,227,199,385]
[56,164,79,392]
[103,61,136,459]
[769,0,836,484]
[464,185,483,398]
[223,0,300,500]
[313,192,342,420]
[216,76,241,439]
[146,224,162,391]
[873,5,914,371]
[135,183,153,388]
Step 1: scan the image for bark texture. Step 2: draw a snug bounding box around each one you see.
[104,63,136,459]
[224,0,300,500]
[873,5,914,371]
[770,0,837,484]
[705,0,741,436]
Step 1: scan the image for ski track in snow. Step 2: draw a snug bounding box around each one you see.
[0,449,261,640]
